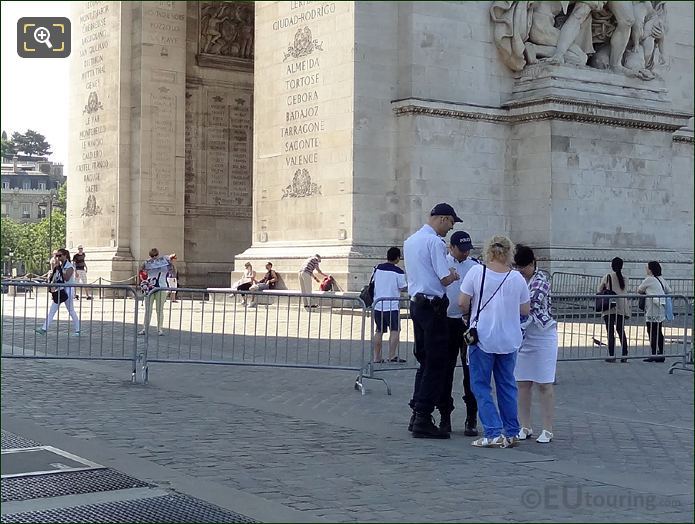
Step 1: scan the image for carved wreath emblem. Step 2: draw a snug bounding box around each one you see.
[282,169,321,199]
[83,92,104,114]
[283,27,323,62]
[81,194,102,217]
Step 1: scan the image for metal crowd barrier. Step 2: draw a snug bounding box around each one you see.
[551,272,694,299]
[3,281,692,390]
[363,297,415,395]
[137,288,370,391]
[1,281,141,381]
[551,293,692,372]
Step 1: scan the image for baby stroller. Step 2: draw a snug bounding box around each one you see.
[319,275,337,292]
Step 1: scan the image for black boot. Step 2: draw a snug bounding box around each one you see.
[439,411,452,434]
[408,412,415,432]
[464,417,479,437]
[412,413,450,439]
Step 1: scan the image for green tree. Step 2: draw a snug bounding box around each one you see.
[10,129,52,157]
[0,210,66,275]
[1,132,16,158]
[56,184,67,213]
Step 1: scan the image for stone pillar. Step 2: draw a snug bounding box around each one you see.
[68,1,134,281]
[237,1,358,289]
[238,2,405,291]
[183,1,254,288]
[68,1,187,282]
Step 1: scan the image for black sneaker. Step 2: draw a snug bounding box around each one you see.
[464,418,479,437]
[412,413,450,439]
[605,358,617,363]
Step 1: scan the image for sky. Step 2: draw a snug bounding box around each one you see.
[1,1,71,167]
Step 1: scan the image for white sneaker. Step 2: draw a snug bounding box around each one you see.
[138,329,146,336]
[517,427,533,440]
[536,430,553,443]
[158,330,164,336]
[471,435,506,448]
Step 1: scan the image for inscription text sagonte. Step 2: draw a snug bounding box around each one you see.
[276,2,336,198]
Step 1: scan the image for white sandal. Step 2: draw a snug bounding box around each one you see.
[472,436,506,448]
[517,427,533,440]
[536,430,553,443]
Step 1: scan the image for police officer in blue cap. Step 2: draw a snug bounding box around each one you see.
[438,230,480,436]
[403,203,462,439]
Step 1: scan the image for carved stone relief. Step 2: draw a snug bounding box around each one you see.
[198,1,254,70]
[281,169,322,199]
[283,27,324,62]
[490,1,668,80]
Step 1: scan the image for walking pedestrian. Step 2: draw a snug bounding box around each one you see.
[459,236,530,448]
[598,257,630,363]
[36,248,80,336]
[372,247,408,363]
[637,261,671,363]
[139,248,176,336]
[403,203,462,439]
[439,231,480,436]
[513,244,557,444]
[72,245,92,300]
[298,254,328,308]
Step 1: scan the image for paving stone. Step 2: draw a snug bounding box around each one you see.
[1,356,692,522]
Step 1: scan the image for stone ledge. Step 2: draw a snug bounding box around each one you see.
[392,97,691,132]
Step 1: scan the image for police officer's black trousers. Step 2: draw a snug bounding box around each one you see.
[438,317,478,419]
[409,298,449,416]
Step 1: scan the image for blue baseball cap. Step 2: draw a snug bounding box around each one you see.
[430,203,462,223]
[450,231,473,251]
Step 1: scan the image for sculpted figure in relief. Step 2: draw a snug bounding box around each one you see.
[490,1,668,80]
[200,2,254,59]
[201,3,230,54]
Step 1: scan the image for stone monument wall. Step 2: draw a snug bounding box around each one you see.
[129,0,187,269]
[236,1,357,289]
[68,1,134,281]
[391,1,693,280]
[183,1,254,288]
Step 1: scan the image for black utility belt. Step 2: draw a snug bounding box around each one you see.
[412,294,447,305]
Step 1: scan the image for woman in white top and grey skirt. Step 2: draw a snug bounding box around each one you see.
[637,261,672,363]
[513,245,557,444]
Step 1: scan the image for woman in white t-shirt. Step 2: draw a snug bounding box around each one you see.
[36,248,80,336]
[637,261,672,363]
[459,236,530,448]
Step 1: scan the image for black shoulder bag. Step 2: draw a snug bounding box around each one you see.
[463,267,512,346]
[51,266,69,304]
[595,274,616,313]
[359,266,377,308]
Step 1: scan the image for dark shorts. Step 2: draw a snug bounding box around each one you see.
[374,309,400,333]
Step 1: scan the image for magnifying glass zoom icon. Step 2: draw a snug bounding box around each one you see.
[33,26,53,49]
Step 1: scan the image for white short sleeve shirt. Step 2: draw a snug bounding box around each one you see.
[445,255,480,318]
[373,263,407,311]
[403,225,451,298]
[460,265,530,354]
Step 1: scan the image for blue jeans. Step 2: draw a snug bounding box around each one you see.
[468,344,520,439]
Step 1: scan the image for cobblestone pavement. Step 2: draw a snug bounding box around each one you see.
[1,354,692,522]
